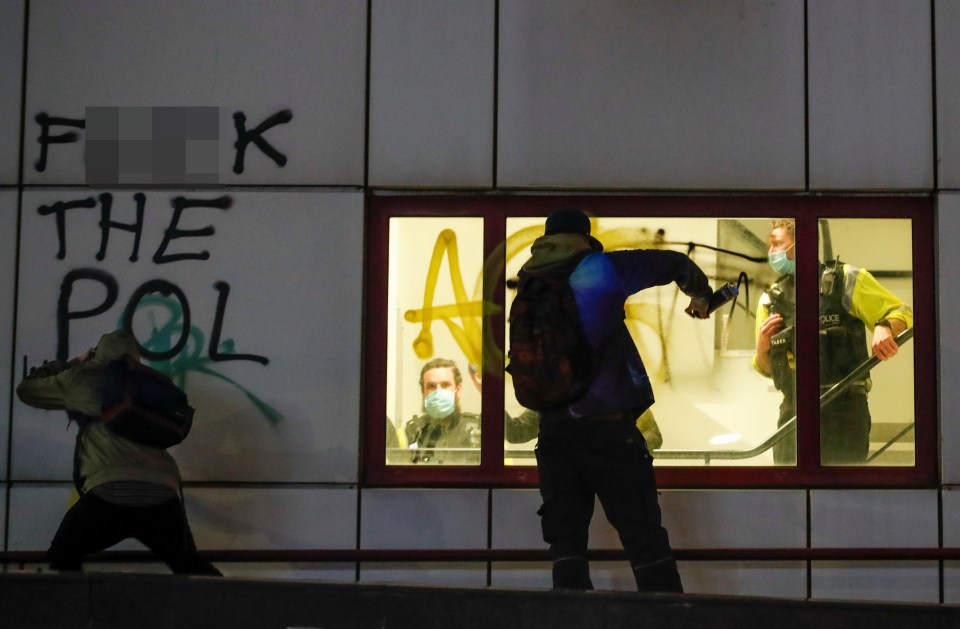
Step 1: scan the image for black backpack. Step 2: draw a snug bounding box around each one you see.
[100,355,195,448]
[506,254,594,411]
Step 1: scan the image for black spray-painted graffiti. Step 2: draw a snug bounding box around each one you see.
[38,193,233,263]
[34,113,85,173]
[231,110,294,174]
[30,104,291,423]
[34,109,293,174]
[36,193,280,424]
[57,270,266,365]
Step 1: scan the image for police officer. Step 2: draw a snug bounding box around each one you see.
[404,358,480,464]
[753,219,912,465]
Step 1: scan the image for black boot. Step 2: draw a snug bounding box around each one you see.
[552,556,594,590]
[631,557,683,593]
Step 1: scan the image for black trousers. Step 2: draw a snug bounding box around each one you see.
[775,390,871,465]
[821,391,871,464]
[535,419,681,592]
[47,491,221,576]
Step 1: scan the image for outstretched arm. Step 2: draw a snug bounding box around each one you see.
[504,409,540,443]
[610,249,713,301]
[16,358,81,410]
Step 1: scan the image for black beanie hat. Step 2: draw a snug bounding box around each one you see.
[545,208,591,236]
[544,208,603,251]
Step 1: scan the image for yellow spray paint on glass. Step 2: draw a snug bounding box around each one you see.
[402,221,669,378]
[406,229,484,367]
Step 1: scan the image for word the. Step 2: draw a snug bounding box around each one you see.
[38,193,232,263]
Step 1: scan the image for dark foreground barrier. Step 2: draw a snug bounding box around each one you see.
[2,571,959,629]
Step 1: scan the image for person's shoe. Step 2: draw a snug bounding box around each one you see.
[631,557,683,593]
[552,556,594,590]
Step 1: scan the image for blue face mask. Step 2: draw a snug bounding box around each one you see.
[768,244,796,276]
[424,388,456,420]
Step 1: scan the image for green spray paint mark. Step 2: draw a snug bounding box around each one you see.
[124,295,282,425]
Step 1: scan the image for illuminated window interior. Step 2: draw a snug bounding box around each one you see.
[385,217,484,466]
[366,197,929,486]
[817,218,915,467]
[504,217,788,467]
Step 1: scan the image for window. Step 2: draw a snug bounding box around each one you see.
[384,216,484,466]
[363,195,935,487]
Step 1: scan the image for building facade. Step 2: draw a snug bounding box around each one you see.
[1,0,959,604]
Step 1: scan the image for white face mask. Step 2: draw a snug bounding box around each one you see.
[424,388,456,420]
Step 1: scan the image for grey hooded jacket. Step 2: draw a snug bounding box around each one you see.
[16,330,182,493]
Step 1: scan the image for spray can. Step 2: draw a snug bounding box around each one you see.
[707,282,739,315]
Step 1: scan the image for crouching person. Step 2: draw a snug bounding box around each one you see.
[16,329,221,576]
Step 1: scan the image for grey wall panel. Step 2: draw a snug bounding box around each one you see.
[369,0,494,187]
[946,562,960,604]
[490,490,544,549]
[498,0,805,189]
[811,561,939,604]
[360,489,488,550]
[680,561,806,599]
[0,0,24,183]
[810,490,938,549]
[944,488,960,547]
[24,0,366,186]
[7,485,73,551]
[0,191,15,481]
[937,0,960,188]
[660,491,806,549]
[808,0,933,190]
[13,190,364,483]
[940,195,960,484]
[185,487,358,551]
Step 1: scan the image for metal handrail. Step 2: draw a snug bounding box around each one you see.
[653,328,914,462]
[866,422,915,464]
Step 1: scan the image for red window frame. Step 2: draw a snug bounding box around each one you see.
[362,194,936,488]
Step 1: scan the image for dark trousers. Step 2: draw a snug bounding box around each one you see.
[775,390,870,465]
[47,491,221,576]
[774,394,798,464]
[535,419,682,592]
[821,391,871,464]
